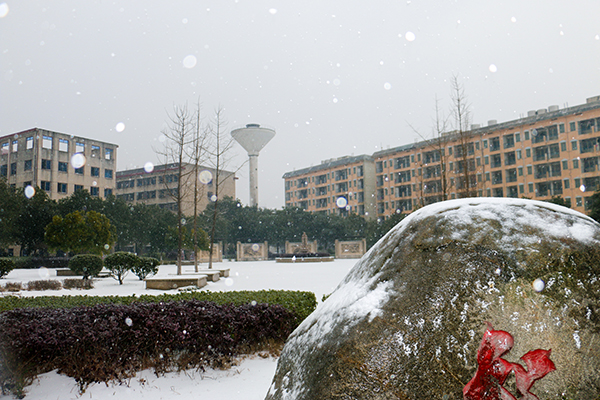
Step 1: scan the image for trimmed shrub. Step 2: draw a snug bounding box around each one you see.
[0,300,297,396]
[0,258,15,279]
[63,279,94,290]
[68,255,103,280]
[0,290,317,324]
[104,252,139,284]
[131,257,159,280]
[0,282,22,293]
[27,280,62,291]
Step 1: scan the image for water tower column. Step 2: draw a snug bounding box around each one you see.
[249,153,259,207]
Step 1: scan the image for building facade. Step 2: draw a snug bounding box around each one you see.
[115,163,236,216]
[0,128,118,200]
[283,96,600,219]
[283,155,377,219]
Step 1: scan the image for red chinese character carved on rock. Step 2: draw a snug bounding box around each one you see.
[463,323,556,400]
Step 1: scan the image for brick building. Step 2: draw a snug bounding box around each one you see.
[283,96,600,219]
[115,163,236,216]
[0,128,118,200]
[283,154,377,219]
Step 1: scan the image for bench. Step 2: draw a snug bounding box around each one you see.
[183,268,230,278]
[176,271,221,282]
[144,275,208,290]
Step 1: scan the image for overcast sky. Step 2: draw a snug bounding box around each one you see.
[2,1,599,209]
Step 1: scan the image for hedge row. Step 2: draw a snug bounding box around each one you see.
[0,290,317,324]
[0,299,297,397]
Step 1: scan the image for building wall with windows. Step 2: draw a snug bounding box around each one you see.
[0,128,118,200]
[282,155,377,219]
[283,96,600,219]
[115,163,236,216]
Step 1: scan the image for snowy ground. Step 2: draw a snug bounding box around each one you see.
[0,259,357,400]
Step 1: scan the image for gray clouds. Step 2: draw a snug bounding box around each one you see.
[2,0,599,208]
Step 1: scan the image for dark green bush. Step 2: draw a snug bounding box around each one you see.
[131,257,159,280]
[68,255,103,280]
[104,252,139,284]
[0,290,317,324]
[0,300,297,396]
[0,258,15,279]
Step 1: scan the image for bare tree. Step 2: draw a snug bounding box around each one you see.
[156,103,197,275]
[409,96,452,205]
[205,107,237,269]
[187,99,210,272]
[450,75,476,198]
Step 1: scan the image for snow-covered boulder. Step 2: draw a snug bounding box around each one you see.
[266,198,600,400]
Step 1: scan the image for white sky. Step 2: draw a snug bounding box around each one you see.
[2,0,599,209]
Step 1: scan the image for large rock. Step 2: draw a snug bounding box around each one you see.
[266,198,600,400]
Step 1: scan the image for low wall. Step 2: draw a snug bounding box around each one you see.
[196,242,223,263]
[237,241,269,261]
[285,240,318,254]
[335,239,367,259]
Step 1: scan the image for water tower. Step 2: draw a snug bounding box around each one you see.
[231,123,275,207]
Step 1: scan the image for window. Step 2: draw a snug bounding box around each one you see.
[41,159,52,170]
[57,183,68,193]
[503,134,515,149]
[574,178,581,188]
[1,142,8,154]
[492,171,502,185]
[483,139,488,148]
[528,183,534,193]
[90,187,99,196]
[105,169,113,179]
[24,160,32,171]
[576,197,582,207]
[0,165,6,177]
[491,154,502,168]
[524,130,530,141]
[573,158,580,169]
[11,140,17,152]
[504,152,516,166]
[75,167,84,175]
[58,162,68,172]
[26,136,33,149]
[42,135,52,149]
[564,179,570,189]
[527,165,533,175]
[570,122,576,132]
[506,168,517,183]
[560,141,567,152]
[104,188,113,197]
[571,140,578,151]
[10,163,16,175]
[74,184,83,192]
[40,181,51,192]
[518,166,523,176]
[526,148,531,158]
[76,142,85,153]
[91,145,100,157]
[559,123,565,133]
[59,138,69,152]
[91,167,100,177]
[515,132,521,142]
[519,183,524,194]
[105,148,114,160]
[489,137,501,151]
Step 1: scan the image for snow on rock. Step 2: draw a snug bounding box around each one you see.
[265,198,600,400]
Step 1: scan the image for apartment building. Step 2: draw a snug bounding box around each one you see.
[283,155,377,219]
[284,96,600,219]
[115,163,236,216]
[0,128,118,200]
